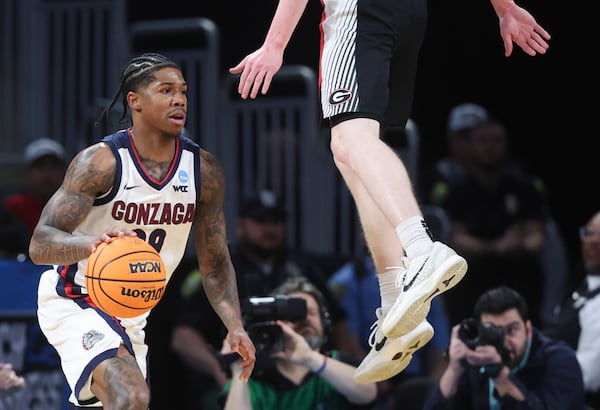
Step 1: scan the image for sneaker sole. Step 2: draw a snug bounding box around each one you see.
[381,254,467,338]
[354,324,434,384]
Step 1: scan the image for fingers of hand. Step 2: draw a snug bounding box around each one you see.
[238,352,256,382]
[534,24,551,40]
[250,71,267,99]
[236,343,248,360]
[531,31,549,52]
[261,73,274,96]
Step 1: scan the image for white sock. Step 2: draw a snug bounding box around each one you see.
[395,216,434,259]
[378,269,402,316]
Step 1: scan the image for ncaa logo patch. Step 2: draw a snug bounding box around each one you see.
[329,89,352,105]
[178,170,189,184]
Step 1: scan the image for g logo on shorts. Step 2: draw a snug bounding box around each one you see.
[329,89,352,105]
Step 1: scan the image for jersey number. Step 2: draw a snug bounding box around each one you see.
[133,228,166,253]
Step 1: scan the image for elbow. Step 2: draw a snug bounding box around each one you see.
[28,240,43,265]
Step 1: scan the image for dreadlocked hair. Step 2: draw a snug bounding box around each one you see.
[97,53,181,126]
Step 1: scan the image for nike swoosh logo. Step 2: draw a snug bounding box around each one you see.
[124,185,139,190]
[403,257,429,292]
[375,336,387,351]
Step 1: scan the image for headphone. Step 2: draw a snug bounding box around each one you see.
[273,276,333,342]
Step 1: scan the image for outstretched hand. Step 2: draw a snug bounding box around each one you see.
[495,2,551,57]
[229,45,284,99]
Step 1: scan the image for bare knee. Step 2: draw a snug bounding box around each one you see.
[330,131,349,166]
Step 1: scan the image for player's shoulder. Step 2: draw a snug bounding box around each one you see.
[67,138,117,183]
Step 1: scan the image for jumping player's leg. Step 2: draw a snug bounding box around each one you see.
[330,121,436,383]
[330,122,407,313]
[330,118,422,243]
[320,0,467,383]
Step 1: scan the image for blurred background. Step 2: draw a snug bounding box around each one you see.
[0,1,595,409]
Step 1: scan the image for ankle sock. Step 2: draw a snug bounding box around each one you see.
[395,216,434,259]
[378,268,403,315]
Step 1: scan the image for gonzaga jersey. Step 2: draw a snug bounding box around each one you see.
[59,128,199,298]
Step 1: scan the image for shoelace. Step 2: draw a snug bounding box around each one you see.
[396,264,408,288]
[368,267,408,347]
[367,311,383,348]
[380,266,406,297]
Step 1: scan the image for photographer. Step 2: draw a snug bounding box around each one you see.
[424,286,585,410]
[222,276,377,410]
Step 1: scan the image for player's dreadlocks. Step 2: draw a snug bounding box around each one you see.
[97,53,181,125]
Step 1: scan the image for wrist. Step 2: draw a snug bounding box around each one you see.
[490,0,515,16]
[483,363,505,378]
[312,353,328,375]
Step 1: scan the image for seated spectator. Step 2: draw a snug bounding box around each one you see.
[328,254,450,409]
[544,210,600,408]
[437,118,548,326]
[424,286,585,410]
[0,138,66,260]
[420,102,488,204]
[0,362,25,399]
[221,276,377,410]
[230,189,353,351]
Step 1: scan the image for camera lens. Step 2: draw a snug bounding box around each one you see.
[255,330,275,351]
[458,318,481,348]
[248,323,284,354]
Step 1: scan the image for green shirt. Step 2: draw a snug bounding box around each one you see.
[223,350,370,410]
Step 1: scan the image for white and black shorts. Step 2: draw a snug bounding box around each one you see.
[320,0,427,128]
[37,269,149,407]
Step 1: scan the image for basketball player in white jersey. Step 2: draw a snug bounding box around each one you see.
[30,53,256,409]
[229,0,551,383]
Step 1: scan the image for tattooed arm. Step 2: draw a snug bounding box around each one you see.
[29,143,136,266]
[193,148,256,381]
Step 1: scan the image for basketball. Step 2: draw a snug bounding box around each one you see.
[85,236,167,318]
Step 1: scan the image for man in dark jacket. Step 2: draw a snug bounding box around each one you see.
[424,286,585,410]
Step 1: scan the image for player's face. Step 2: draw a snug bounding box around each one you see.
[136,67,187,136]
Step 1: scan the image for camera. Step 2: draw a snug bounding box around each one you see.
[242,295,307,372]
[458,318,511,365]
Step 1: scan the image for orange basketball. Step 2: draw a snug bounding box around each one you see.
[85,236,167,318]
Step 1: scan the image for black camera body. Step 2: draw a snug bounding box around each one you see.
[458,318,511,365]
[243,295,307,361]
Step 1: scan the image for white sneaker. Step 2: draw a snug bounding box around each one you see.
[381,242,467,339]
[354,309,434,384]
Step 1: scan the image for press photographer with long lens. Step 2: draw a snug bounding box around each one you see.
[222,276,377,410]
[424,286,585,410]
[242,294,309,375]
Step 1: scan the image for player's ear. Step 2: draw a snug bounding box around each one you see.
[127,91,141,112]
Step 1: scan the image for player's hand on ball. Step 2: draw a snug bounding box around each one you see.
[86,236,166,318]
[90,228,138,253]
